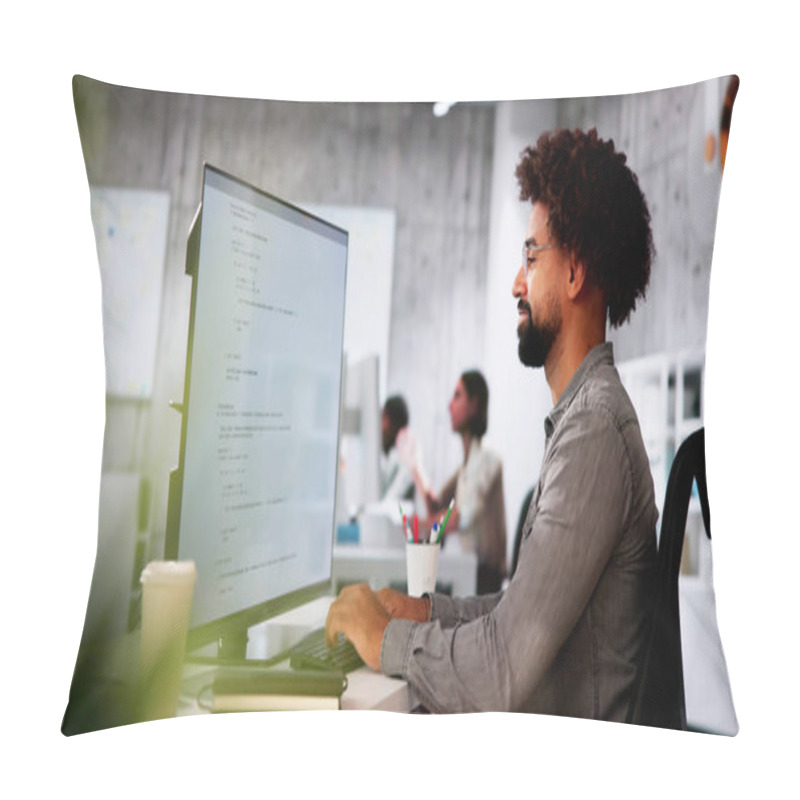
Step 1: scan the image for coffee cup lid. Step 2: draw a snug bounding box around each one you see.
[140,560,197,584]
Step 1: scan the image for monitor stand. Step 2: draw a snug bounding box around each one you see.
[184,629,288,669]
[215,627,251,662]
[184,613,319,670]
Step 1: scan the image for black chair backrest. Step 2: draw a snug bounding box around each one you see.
[628,427,711,729]
[510,486,536,579]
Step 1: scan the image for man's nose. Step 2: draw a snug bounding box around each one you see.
[512,264,527,297]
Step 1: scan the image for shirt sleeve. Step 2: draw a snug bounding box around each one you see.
[428,590,502,626]
[379,406,632,712]
[380,452,414,501]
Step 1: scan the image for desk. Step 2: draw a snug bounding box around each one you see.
[179,596,416,715]
[63,596,415,735]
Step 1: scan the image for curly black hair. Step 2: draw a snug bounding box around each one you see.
[515,128,654,328]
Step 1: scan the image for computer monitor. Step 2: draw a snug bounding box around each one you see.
[336,353,381,520]
[165,164,348,662]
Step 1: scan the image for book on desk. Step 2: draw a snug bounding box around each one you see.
[199,667,348,712]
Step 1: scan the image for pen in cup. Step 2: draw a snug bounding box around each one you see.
[399,505,413,543]
[430,522,440,545]
[438,498,455,541]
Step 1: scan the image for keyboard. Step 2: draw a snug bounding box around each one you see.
[288,628,364,673]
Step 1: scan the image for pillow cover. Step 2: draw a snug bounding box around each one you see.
[63,74,738,736]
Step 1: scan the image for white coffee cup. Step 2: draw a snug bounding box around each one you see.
[405,543,440,597]
[139,560,197,721]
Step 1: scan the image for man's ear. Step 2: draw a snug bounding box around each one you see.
[566,256,588,300]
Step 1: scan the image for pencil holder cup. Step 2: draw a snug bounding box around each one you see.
[405,542,440,597]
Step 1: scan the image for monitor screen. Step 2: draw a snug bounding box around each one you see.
[166,164,348,657]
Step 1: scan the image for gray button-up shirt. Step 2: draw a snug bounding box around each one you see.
[380,342,658,720]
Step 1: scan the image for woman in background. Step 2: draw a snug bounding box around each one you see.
[414,370,507,594]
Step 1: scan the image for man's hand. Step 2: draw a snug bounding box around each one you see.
[375,587,431,622]
[325,584,391,670]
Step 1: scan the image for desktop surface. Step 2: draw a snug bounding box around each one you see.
[178,595,414,714]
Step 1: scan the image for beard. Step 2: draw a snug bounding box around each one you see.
[517,298,560,368]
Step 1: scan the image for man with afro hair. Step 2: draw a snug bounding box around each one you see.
[326,129,665,725]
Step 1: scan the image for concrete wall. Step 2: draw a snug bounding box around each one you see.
[75,75,724,591]
[73,77,496,565]
[557,81,723,361]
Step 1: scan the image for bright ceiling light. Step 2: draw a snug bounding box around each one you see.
[433,102,456,117]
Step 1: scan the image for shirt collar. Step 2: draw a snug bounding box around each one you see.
[544,342,615,439]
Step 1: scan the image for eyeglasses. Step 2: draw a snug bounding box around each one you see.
[522,241,553,279]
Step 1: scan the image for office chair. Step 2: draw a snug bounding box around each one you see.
[628,427,711,730]
[510,486,536,579]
